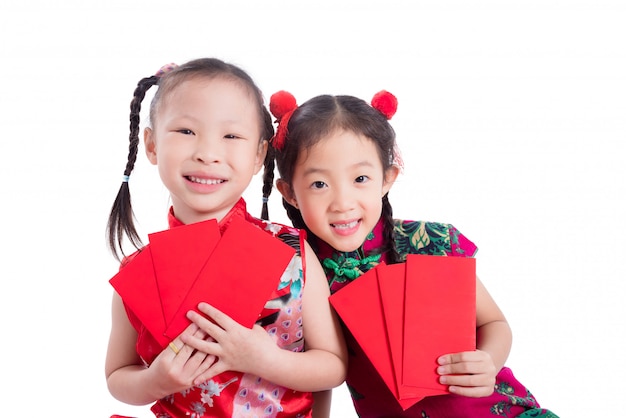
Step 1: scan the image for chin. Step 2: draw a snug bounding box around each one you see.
[328,240,361,253]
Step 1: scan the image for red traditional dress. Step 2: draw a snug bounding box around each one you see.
[313,217,558,418]
[120,199,313,418]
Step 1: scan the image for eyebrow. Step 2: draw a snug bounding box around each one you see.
[301,160,376,177]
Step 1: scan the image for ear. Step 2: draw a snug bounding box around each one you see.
[253,140,269,174]
[144,127,158,165]
[276,179,298,208]
[382,165,400,195]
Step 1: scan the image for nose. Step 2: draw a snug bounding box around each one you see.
[192,135,222,164]
[329,184,356,213]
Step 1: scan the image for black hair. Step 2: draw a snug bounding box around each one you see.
[107,58,274,261]
[266,94,402,264]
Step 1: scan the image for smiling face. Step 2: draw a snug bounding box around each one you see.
[144,76,267,224]
[280,129,398,252]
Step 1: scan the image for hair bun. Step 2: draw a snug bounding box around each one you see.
[371,90,398,120]
[270,90,298,121]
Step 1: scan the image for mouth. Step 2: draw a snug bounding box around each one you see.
[331,220,360,230]
[186,175,225,185]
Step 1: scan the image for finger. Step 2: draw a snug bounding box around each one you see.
[189,354,218,382]
[180,331,221,356]
[438,350,480,366]
[193,360,228,386]
[167,339,184,357]
[164,322,202,359]
[437,360,489,376]
[447,382,495,398]
[182,322,200,335]
[196,302,237,331]
[440,372,495,390]
[191,323,209,340]
[184,348,216,373]
[186,309,225,339]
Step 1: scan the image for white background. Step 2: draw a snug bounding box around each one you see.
[1,1,624,416]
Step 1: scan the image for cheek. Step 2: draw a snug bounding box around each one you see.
[366,192,384,216]
[298,197,324,226]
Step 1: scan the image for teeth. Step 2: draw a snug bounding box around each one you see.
[188,176,224,185]
[333,220,358,229]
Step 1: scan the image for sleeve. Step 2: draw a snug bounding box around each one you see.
[448,224,478,258]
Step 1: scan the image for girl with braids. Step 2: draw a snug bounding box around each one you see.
[105,58,346,418]
[266,91,558,418]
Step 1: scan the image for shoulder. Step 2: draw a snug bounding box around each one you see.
[247,216,304,255]
[392,219,478,257]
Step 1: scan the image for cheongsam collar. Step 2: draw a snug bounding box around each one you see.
[314,216,387,293]
[167,198,248,234]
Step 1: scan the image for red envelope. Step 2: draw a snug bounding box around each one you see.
[329,255,476,409]
[329,265,422,410]
[163,216,296,339]
[111,216,296,349]
[148,219,221,325]
[329,265,396,396]
[378,263,431,402]
[402,254,476,392]
[109,247,169,347]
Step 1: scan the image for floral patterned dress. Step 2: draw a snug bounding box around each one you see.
[313,217,558,418]
[120,199,313,418]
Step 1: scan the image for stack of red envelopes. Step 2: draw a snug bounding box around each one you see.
[329,254,476,410]
[110,217,296,349]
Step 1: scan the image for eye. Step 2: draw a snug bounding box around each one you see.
[176,129,194,135]
[355,175,369,183]
[311,181,327,189]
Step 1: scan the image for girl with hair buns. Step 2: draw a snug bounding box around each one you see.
[264,90,558,417]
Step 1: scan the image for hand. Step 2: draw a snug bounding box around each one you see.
[148,323,216,397]
[436,350,497,397]
[180,302,279,385]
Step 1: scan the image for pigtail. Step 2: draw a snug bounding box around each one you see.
[261,145,275,220]
[259,103,275,220]
[283,198,305,230]
[381,193,402,264]
[282,198,321,254]
[107,75,159,261]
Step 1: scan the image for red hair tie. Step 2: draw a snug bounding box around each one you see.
[269,90,298,150]
[371,90,398,119]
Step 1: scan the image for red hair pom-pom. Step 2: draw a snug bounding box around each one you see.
[269,91,298,150]
[270,90,298,120]
[371,90,398,120]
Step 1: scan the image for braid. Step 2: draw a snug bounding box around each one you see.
[381,193,402,264]
[107,75,159,261]
[260,145,275,220]
[259,101,275,220]
[283,198,306,230]
[282,198,321,253]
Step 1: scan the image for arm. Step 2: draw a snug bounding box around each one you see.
[436,276,512,397]
[312,390,332,418]
[105,292,215,405]
[181,241,348,392]
[474,276,512,370]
